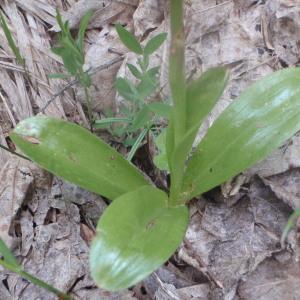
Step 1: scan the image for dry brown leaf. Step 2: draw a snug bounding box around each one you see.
[0,125,9,166]
[237,254,300,300]
[179,178,291,299]
[0,158,35,248]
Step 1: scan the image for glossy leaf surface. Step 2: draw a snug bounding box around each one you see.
[10,117,149,200]
[186,67,229,131]
[90,186,188,291]
[169,67,229,203]
[182,68,300,201]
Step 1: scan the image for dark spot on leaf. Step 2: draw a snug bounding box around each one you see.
[69,154,79,163]
[23,136,40,144]
[210,168,213,172]
[146,219,156,230]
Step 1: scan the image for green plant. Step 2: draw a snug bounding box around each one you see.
[281,208,300,246]
[0,12,32,160]
[51,9,93,128]
[9,0,300,292]
[0,238,72,299]
[94,25,170,161]
[0,11,25,68]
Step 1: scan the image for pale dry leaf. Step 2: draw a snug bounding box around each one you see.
[0,125,9,166]
[133,0,166,38]
[262,168,300,209]
[179,178,291,299]
[237,254,300,300]
[77,26,124,112]
[0,174,111,299]
[0,158,35,248]
[51,0,105,32]
[15,0,57,26]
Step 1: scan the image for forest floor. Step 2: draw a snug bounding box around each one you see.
[0,0,300,299]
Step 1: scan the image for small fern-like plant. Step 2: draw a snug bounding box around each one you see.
[50,10,93,128]
[95,26,169,161]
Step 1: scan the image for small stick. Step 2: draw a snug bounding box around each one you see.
[0,143,31,161]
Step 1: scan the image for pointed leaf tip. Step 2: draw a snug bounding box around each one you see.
[183,67,300,201]
[116,24,143,55]
[10,117,150,200]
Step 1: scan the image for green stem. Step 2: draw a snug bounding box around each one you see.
[169,0,186,144]
[0,259,73,300]
[84,86,94,132]
[168,0,186,205]
[0,143,30,161]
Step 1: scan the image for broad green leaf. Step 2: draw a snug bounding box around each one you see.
[144,33,167,56]
[10,117,150,200]
[169,67,229,203]
[115,24,143,55]
[153,129,169,172]
[147,102,171,118]
[182,67,300,202]
[115,77,139,102]
[186,67,229,130]
[77,10,93,53]
[127,63,142,79]
[90,186,188,291]
[0,238,19,267]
